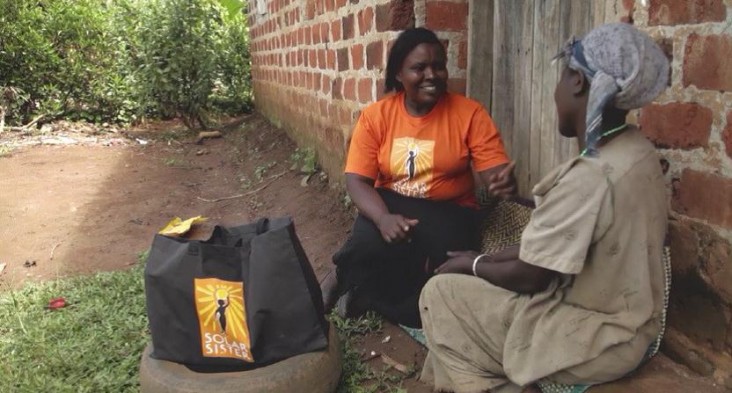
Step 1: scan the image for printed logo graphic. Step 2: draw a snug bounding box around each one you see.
[194,278,253,362]
[390,137,434,198]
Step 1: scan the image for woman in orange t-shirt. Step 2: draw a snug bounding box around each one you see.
[322,28,516,327]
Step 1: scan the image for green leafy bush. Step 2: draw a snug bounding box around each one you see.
[0,0,252,128]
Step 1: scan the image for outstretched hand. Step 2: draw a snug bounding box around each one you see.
[486,161,517,199]
[376,214,419,244]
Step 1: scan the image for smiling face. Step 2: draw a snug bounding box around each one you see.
[397,43,448,116]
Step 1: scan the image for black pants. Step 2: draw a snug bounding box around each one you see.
[333,189,481,328]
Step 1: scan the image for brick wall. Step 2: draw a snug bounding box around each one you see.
[247,0,469,178]
[249,0,732,385]
[631,0,732,386]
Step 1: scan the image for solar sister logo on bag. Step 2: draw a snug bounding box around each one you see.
[194,278,253,362]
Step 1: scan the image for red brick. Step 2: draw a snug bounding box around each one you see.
[337,47,349,71]
[336,0,346,8]
[306,72,313,90]
[322,75,332,95]
[304,26,312,45]
[312,23,322,44]
[351,44,364,70]
[366,40,383,70]
[724,111,732,159]
[649,0,726,26]
[640,103,712,149]
[321,23,330,43]
[458,39,468,70]
[448,78,466,95]
[358,7,374,36]
[333,77,343,100]
[375,77,387,100]
[331,20,342,41]
[315,49,323,69]
[299,71,306,88]
[314,73,322,91]
[325,0,336,12]
[426,1,468,31]
[344,78,357,101]
[375,0,415,32]
[309,49,317,68]
[358,78,373,103]
[327,49,336,70]
[683,34,732,91]
[342,14,355,40]
[673,169,732,229]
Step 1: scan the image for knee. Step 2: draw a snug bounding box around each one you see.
[419,275,454,317]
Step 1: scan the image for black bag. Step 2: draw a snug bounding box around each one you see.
[144,216,328,370]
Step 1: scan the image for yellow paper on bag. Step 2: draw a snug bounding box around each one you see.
[158,216,207,237]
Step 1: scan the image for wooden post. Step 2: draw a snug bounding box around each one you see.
[467,0,494,112]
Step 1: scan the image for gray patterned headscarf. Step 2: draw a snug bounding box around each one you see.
[554,23,669,156]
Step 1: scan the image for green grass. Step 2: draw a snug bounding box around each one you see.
[0,259,148,393]
[330,312,409,393]
[0,253,406,393]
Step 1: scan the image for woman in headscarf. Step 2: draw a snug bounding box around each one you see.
[418,23,670,393]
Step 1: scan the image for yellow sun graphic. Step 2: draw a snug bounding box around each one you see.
[195,282,250,342]
[390,137,434,181]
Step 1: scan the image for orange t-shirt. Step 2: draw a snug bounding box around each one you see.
[345,92,509,208]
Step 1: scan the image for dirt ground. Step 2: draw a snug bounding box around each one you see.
[0,114,429,392]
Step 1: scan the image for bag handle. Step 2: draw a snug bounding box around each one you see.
[207,225,244,246]
[255,218,270,234]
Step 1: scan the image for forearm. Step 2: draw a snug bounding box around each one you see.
[477,163,508,189]
[489,244,520,262]
[474,256,551,294]
[345,174,389,224]
[477,162,517,199]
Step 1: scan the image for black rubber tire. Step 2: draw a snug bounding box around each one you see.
[139,322,342,393]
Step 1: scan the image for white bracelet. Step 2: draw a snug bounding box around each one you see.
[472,254,490,276]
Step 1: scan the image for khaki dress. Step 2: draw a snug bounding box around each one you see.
[419,129,667,393]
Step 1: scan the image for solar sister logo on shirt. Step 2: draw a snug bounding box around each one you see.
[194,278,253,362]
[390,137,434,198]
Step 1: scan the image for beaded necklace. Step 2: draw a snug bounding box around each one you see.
[580,123,628,157]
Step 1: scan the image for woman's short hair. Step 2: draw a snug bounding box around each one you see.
[384,27,444,94]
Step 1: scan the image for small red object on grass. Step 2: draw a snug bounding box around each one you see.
[46,297,67,310]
